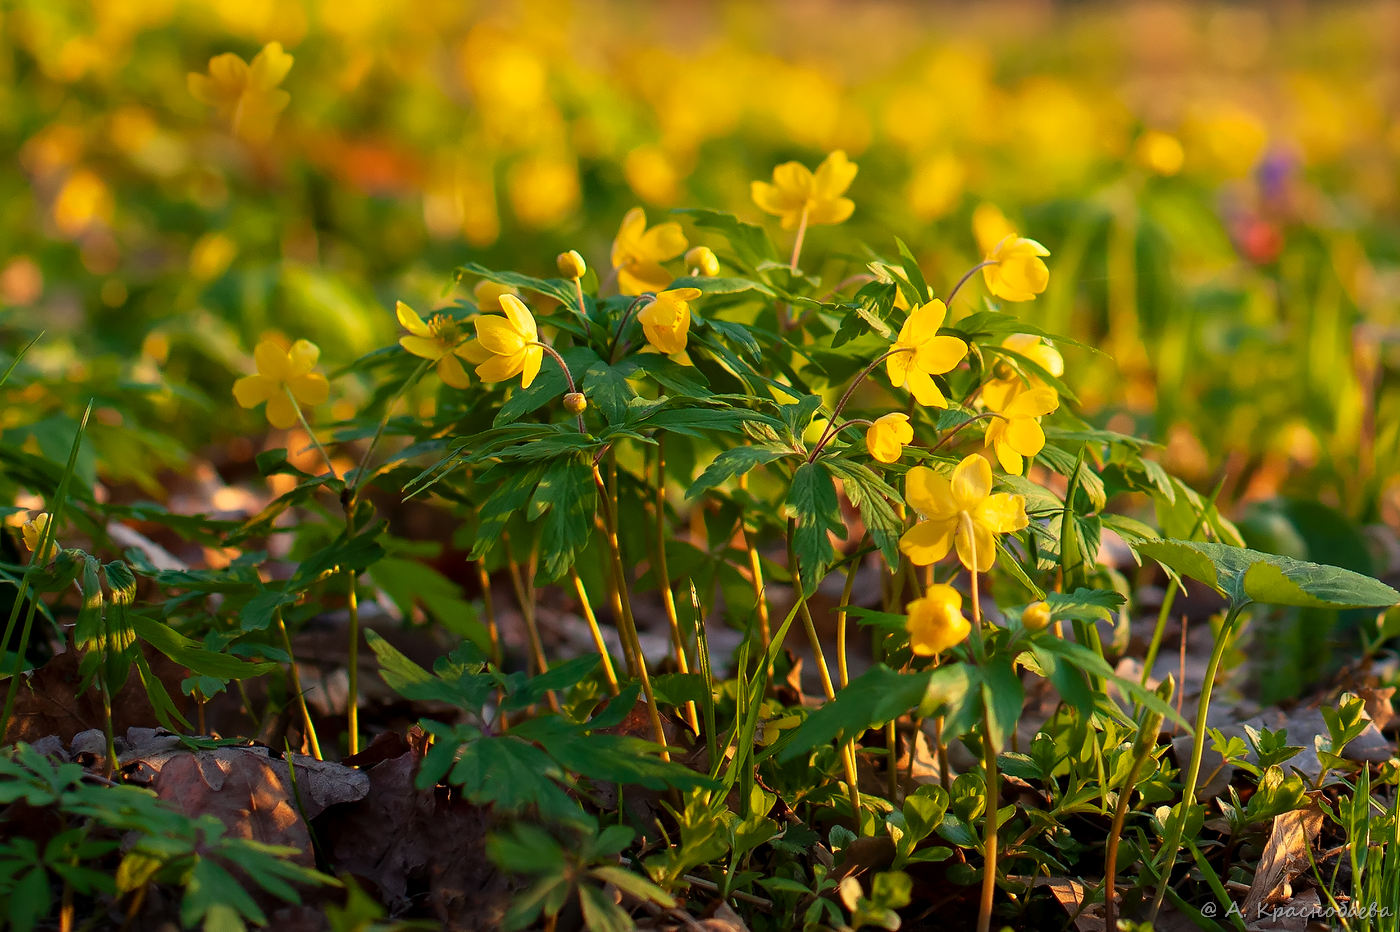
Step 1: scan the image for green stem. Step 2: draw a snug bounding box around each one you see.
[569,568,619,695]
[944,260,997,308]
[1148,601,1247,921]
[532,341,586,432]
[607,295,653,364]
[593,464,670,760]
[276,608,323,760]
[286,387,338,481]
[654,439,698,732]
[808,349,910,463]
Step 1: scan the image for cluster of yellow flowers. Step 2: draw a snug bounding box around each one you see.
[229,148,1066,666]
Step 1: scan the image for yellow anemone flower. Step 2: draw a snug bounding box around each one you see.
[990,334,1064,388]
[611,207,687,296]
[886,299,969,408]
[900,454,1028,572]
[906,585,971,656]
[396,302,484,389]
[983,235,1051,302]
[866,413,913,464]
[473,294,543,388]
[983,385,1059,475]
[637,287,701,356]
[473,280,520,311]
[972,203,1017,257]
[233,339,330,429]
[188,42,293,143]
[22,513,59,562]
[751,150,858,230]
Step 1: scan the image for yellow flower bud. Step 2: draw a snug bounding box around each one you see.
[556,250,587,280]
[685,246,720,277]
[866,413,913,464]
[563,392,587,414]
[22,513,60,562]
[1022,601,1052,632]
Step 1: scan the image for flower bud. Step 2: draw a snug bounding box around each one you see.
[685,246,720,277]
[563,392,587,414]
[1021,601,1052,632]
[556,250,587,280]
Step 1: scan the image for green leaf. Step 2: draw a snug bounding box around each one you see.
[450,736,581,822]
[668,275,776,298]
[529,457,598,581]
[456,262,575,307]
[778,664,972,761]
[578,883,633,932]
[687,446,787,499]
[786,462,845,595]
[980,656,1024,753]
[671,208,777,268]
[363,629,492,707]
[1134,539,1400,609]
[129,616,277,682]
[1044,588,1126,623]
[825,458,902,566]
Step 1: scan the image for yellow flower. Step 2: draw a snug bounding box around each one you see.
[473,294,543,388]
[22,513,59,562]
[473,280,520,311]
[396,302,485,389]
[983,385,1059,475]
[973,203,1017,257]
[1136,130,1184,176]
[233,339,329,429]
[611,207,687,296]
[685,246,720,277]
[900,455,1028,572]
[188,42,293,143]
[989,334,1064,389]
[906,585,971,656]
[751,150,858,230]
[1022,601,1052,632]
[886,299,969,408]
[637,287,701,356]
[866,413,913,464]
[983,235,1051,303]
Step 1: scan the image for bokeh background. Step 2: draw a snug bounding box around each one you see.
[3,0,1399,526]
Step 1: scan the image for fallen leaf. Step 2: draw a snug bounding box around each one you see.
[1241,803,1324,922]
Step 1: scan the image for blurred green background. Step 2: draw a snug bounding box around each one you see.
[2,0,1398,530]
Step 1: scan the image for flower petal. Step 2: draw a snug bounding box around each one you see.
[611,207,647,268]
[437,354,471,388]
[639,221,687,262]
[475,353,524,383]
[954,518,998,573]
[1006,387,1059,418]
[950,454,991,508]
[978,493,1029,534]
[905,369,947,408]
[233,373,277,408]
[618,262,673,296]
[905,466,957,519]
[900,519,955,566]
[498,294,537,343]
[253,340,290,380]
[265,393,298,430]
[400,335,444,360]
[1005,416,1046,457]
[396,301,429,336]
[475,315,527,355]
[289,372,328,406]
[807,197,854,226]
[812,150,858,199]
[916,335,968,375]
[287,339,321,377]
[519,346,543,388]
[993,438,1024,475]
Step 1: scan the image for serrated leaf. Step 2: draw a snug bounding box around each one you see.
[529,457,597,580]
[786,462,845,595]
[687,446,788,499]
[1134,539,1400,609]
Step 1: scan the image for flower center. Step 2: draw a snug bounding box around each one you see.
[427,314,463,345]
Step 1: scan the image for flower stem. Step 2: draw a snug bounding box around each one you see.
[532,341,586,432]
[790,204,810,272]
[960,514,996,932]
[945,260,998,308]
[286,388,338,482]
[655,439,699,732]
[737,474,772,658]
[275,607,322,760]
[502,535,558,714]
[808,349,911,463]
[593,463,670,760]
[836,554,860,690]
[573,277,588,321]
[787,518,861,819]
[476,559,508,730]
[569,568,619,695]
[1148,601,1247,921]
[607,295,653,363]
[349,357,431,494]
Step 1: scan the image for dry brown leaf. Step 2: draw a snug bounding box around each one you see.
[1241,803,1325,922]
